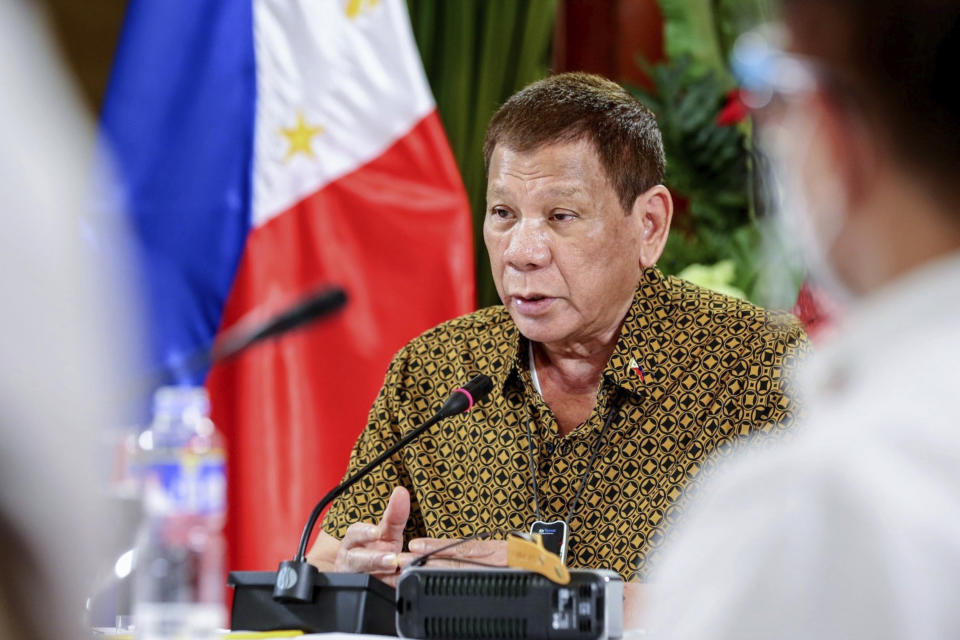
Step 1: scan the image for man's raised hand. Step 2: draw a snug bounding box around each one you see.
[306,486,412,586]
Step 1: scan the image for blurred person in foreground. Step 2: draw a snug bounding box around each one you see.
[647,0,960,637]
[307,72,808,623]
[0,0,135,637]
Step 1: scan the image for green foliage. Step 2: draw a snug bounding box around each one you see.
[676,260,746,300]
[630,57,764,300]
[406,0,558,308]
[659,0,731,85]
[628,0,798,306]
[658,0,777,84]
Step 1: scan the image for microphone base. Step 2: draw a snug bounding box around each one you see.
[272,560,318,602]
[228,570,396,635]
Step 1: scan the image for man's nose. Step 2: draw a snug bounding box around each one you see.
[503,219,550,271]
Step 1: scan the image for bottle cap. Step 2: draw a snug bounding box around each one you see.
[153,385,210,417]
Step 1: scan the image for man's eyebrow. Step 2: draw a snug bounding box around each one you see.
[542,185,584,199]
[486,185,585,199]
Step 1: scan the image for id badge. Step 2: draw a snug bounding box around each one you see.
[530,520,569,564]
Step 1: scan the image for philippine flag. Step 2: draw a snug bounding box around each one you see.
[102,0,474,571]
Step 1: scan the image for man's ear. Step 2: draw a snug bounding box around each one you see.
[810,91,877,216]
[631,185,673,268]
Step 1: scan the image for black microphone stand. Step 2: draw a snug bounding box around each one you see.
[229,374,493,634]
[269,410,451,604]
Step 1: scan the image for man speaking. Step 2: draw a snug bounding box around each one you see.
[307,73,807,590]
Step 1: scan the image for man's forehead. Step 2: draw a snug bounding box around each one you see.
[486,141,605,196]
[489,138,599,168]
[487,181,586,198]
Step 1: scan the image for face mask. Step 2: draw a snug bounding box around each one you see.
[734,26,856,306]
[758,102,855,305]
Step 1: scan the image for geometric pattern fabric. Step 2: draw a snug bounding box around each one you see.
[323,268,809,580]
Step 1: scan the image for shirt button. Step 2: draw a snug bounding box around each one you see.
[545,443,555,455]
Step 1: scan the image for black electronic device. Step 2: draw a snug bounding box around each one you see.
[228,571,395,635]
[395,568,624,640]
[530,520,569,564]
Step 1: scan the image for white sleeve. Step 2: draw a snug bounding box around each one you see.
[644,434,960,640]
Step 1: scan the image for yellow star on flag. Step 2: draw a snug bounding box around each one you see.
[280,111,323,161]
[345,0,380,19]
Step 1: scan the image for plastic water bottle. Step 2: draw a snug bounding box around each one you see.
[133,386,226,639]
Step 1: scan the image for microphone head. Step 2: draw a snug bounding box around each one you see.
[462,374,493,404]
[437,373,493,418]
[210,286,347,364]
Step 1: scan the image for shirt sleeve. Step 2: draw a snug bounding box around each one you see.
[320,344,427,542]
[646,450,820,638]
[740,313,811,439]
[646,435,960,639]
[685,312,810,486]
[768,314,809,422]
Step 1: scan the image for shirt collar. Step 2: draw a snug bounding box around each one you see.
[477,312,520,396]
[801,250,960,401]
[603,267,675,401]
[485,268,678,401]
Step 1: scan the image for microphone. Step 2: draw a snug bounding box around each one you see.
[435,373,494,419]
[210,286,348,364]
[272,373,494,603]
[142,286,348,388]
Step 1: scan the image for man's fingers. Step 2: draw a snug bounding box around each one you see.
[338,546,400,573]
[395,552,418,569]
[401,557,474,570]
[377,486,411,543]
[337,522,388,572]
[409,537,487,556]
[408,537,452,555]
[408,537,507,564]
[333,489,412,575]
[341,522,381,547]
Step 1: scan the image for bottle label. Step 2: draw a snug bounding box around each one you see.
[133,602,225,640]
[143,450,226,516]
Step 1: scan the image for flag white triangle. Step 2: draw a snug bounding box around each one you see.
[251,0,434,227]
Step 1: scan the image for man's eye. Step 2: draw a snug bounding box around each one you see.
[551,212,576,222]
[491,207,511,219]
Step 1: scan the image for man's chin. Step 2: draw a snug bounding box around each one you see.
[509,313,571,345]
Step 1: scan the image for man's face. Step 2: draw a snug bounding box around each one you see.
[483,139,645,346]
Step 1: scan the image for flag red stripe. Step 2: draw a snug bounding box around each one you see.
[208,110,474,571]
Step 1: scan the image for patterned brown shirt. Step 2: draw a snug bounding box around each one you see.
[322,268,809,580]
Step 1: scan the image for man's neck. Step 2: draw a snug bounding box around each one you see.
[534,308,630,395]
[846,168,960,293]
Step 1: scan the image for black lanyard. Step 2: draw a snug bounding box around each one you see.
[524,388,621,528]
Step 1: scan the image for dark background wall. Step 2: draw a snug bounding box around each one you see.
[554,0,664,90]
[43,0,127,113]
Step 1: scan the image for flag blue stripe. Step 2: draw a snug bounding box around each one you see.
[101,0,256,384]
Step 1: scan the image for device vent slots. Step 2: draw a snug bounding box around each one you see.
[423,616,528,639]
[423,574,536,598]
